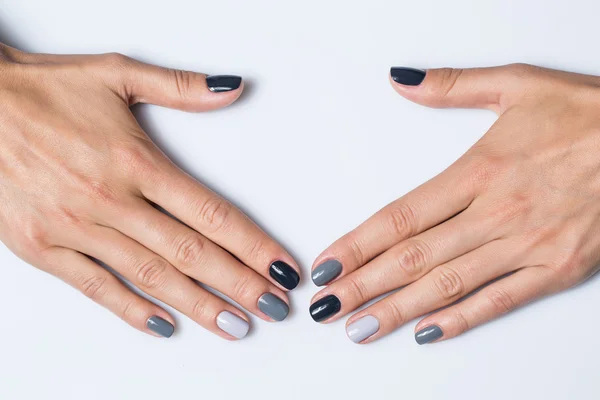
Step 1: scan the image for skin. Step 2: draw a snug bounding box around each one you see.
[312,64,600,344]
[0,43,301,340]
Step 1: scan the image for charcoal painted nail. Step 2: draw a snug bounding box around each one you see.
[312,260,342,286]
[346,315,379,343]
[206,75,242,92]
[258,293,289,322]
[310,294,341,322]
[390,67,426,86]
[217,311,249,339]
[269,261,300,290]
[146,316,174,338]
[415,325,443,345]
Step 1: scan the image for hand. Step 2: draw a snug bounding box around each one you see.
[309,64,600,344]
[0,43,300,340]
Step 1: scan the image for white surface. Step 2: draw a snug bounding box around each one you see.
[1,1,599,399]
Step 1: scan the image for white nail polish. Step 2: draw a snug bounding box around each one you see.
[217,311,249,339]
[346,316,379,343]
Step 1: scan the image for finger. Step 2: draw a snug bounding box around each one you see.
[68,226,251,340]
[42,247,175,338]
[312,159,477,286]
[108,201,291,321]
[413,266,556,344]
[139,165,300,290]
[388,64,529,114]
[99,53,243,112]
[344,239,520,344]
[310,206,492,323]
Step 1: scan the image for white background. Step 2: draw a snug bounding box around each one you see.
[1,1,599,399]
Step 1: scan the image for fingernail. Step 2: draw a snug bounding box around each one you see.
[258,293,289,322]
[206,75,242,92]
[415,325,443,345]
[346,315,379,343]
[312,259,342,286]
[269,261,300,290]
[390,67,426,86]
[146,316,174,338]
[310,294,341,322]
[217,311,249,339]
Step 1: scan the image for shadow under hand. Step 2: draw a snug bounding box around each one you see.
[0,15,29,51]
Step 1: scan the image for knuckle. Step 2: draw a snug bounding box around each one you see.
[452,311,471,334]
[433,68,464,99]
[174,234,206,270]
[191,297,210,321]
[197,196,232,232]
[552,250,584,287]
[347,234,367,267]
[505,63,535,79]
[17,221,51,257]
[346,278,370,303]
[384,301,406,326]
[433,266,465,300]
[81,275,107,300]
[466,154,505,189]
[169,68,193,100]
[487,289,517,314]
[113,143,159,177]
[135,258,169,289]
[101,52,132,69]
[120,300,136,320]
[231,274,258,303]
[387,202,418,238]
[394,240,430,278]
[83,180,118,206]
[243,238,271,264]
[488,193,531,226]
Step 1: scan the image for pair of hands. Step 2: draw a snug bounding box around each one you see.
[2,43,599,344]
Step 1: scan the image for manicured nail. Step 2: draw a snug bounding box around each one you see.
[415,325,443,345]
[269,260,300,290]
[310,294,341,322]
[390,67,426,86]
[206,75,242,92]
[217,311,249,339]
[146,316,174,338]
[346,315,379,343]
[312,259,342,286]
[258,293,289,322]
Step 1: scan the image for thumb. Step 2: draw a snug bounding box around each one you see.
[105,54,244,112]
[389,64,528,114]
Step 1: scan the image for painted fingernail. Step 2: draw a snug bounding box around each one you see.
[346,316,379,343]
[415,325,443,345]
[146,316,174,338]
[206,75,242,92]
[258,293,289,322]
[312,259,342,286]
[310,294,341,322]
[390,67,426,86]
[217,311,249,339]
[269,260,300,290]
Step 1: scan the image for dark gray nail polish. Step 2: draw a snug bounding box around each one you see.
[258,293,289,322]
[206,75,242,92]
[310,294,341,322]
[415,325,443,345]
[390,67,426,86]
[312,260,343,286]
[146,316,174,338]
[269,261,300,290]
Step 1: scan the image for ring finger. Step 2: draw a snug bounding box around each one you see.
[344,238,522,344]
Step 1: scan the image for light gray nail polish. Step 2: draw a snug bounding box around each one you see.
[312,260,343,286]
[146,316,174,338]
[258,293,289,322]
[415,325,443,345]
[217,311,249,339]
[346,315,379,343]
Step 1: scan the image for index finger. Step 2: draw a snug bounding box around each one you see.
[140,162,301,290]
[311,160,479,286]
